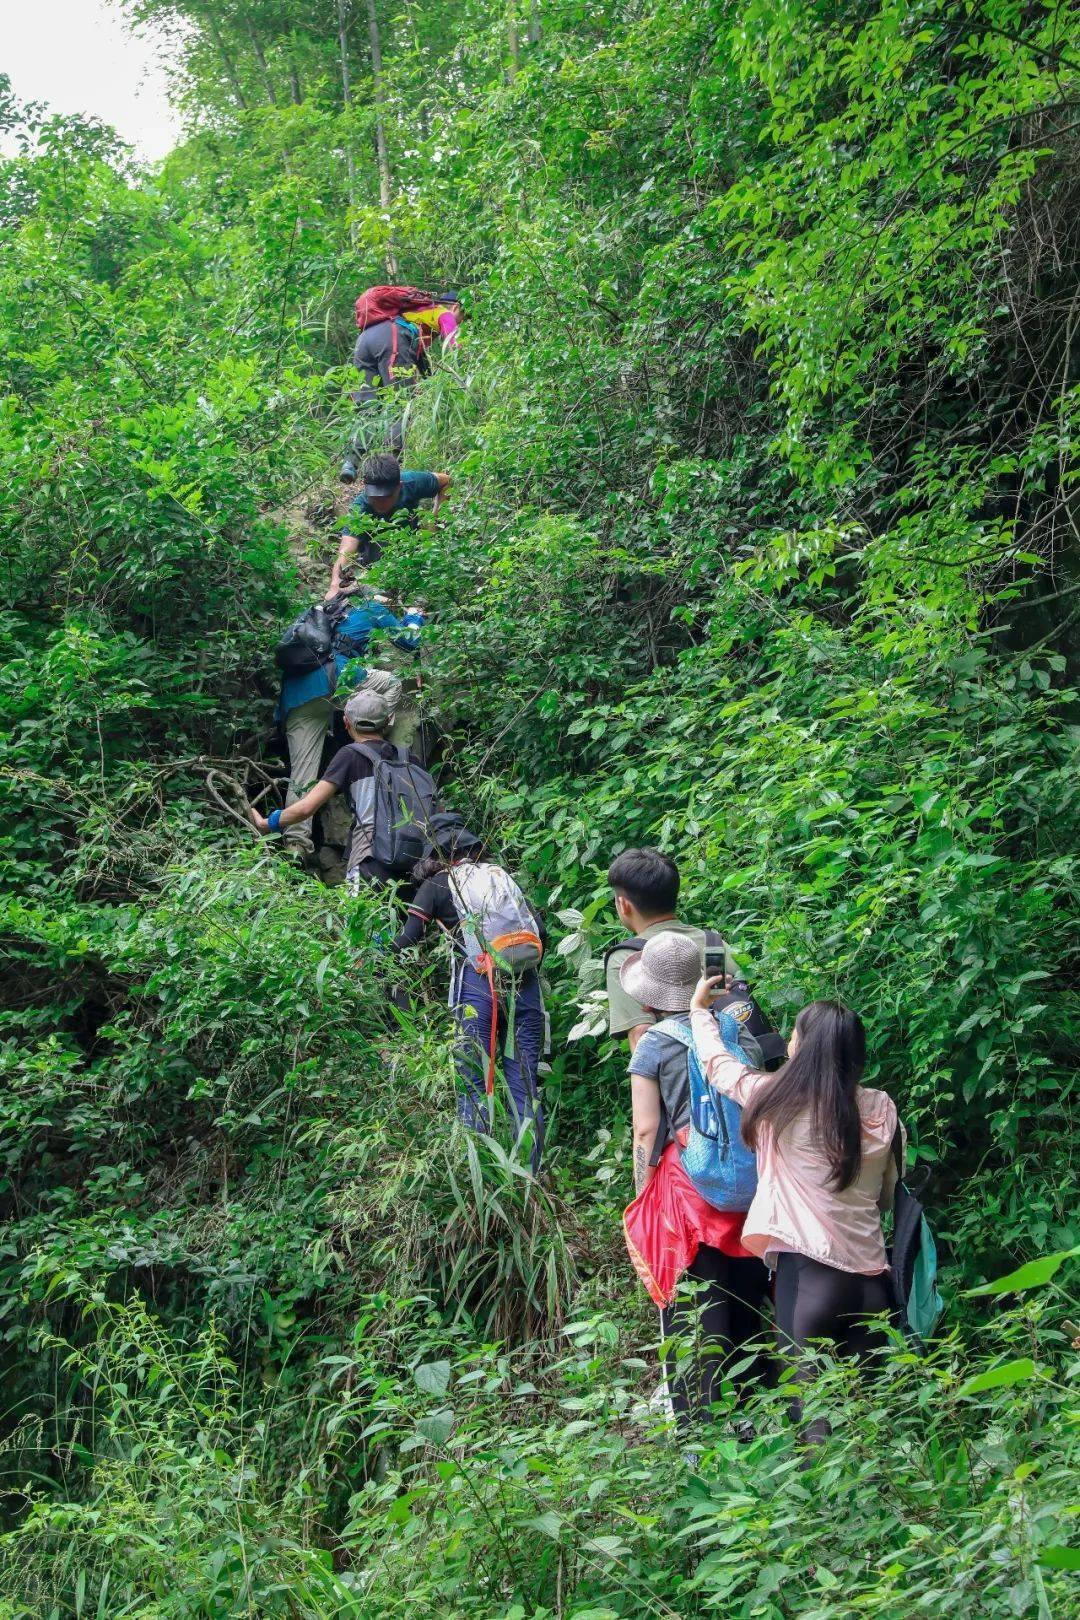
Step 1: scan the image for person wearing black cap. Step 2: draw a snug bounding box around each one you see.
[329,454,451,596]
[390,813,548,1169]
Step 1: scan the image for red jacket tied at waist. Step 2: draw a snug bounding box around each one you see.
[623,1142,751,1308]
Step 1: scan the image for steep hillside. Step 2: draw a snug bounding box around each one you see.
[1,2,1078,1614]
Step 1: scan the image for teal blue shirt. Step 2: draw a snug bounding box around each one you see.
[346,470,440,534]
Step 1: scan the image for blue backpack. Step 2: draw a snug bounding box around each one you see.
[653,1014,759,1212]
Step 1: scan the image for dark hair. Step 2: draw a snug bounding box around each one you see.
[740,1000,867,1191]
[607,847,679,917]
[412,844,486,884]
[361,452,401,487]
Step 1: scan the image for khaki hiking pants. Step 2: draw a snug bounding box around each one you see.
[283,669,404,854]
[368,646,423,755]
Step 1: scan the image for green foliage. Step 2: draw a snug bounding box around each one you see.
[0,1299,361,1619]
[2,0,1080,1613]
[2,1287,1077,1618]
[345,1304,1080,1618]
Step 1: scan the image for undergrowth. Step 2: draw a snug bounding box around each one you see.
[2,0,1080,1611]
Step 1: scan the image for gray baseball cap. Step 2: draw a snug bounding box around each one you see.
[343,690,391,730]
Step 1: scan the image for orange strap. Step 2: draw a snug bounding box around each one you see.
[478,952,499,1099]
[489,930,543,958]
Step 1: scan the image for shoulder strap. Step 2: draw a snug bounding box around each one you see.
[350,741,410,767]
[890,1118,904,1184]
[603,934,647,966]
[650,1016,695,1050]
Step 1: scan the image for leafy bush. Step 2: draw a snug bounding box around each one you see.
[2,1275,1077,1618]
[2,0,1079,1612]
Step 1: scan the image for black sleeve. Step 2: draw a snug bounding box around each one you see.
[390,910,429,954]
[422,871,460,930]
[321,744,361,792]
[389,875,443,955]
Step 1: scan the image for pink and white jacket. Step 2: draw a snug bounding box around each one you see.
[689,1008,903,1275]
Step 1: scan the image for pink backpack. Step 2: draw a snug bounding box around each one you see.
[354,284,440,331]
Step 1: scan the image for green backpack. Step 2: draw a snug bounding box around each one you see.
[888,1126,944,1348]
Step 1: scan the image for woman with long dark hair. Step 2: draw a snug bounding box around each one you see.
[689,982,904,1415]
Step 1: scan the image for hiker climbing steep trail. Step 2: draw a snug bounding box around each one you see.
[250,688,437,892]
[273,586,425,873]
[390,813,548,1171]
[342,284,462,482]
[330,454,450,596]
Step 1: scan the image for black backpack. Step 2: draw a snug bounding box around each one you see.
[708,983,788,1072]
[274,597,351,675]
[351,743,439,874]
[605,930,787,1071]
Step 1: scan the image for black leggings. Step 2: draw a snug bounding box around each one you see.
[660,1245,772,1423]
[774,1253,891,1435]
[774,1253,891,1359]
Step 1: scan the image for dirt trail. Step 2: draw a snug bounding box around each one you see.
[274,479,354,595]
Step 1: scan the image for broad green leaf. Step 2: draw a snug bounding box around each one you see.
[1037,1546,1080,1572]
[416,1408,455,1446]
[965,1247,1080,1297]
[957,1359,1038,1397]
[413,1359,451,1397]
[525,1511,563,1540]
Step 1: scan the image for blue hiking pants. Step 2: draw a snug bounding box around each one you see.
[453,963,545,1170]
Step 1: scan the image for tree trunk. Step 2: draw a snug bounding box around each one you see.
[527,0,541,44]
[336,0,359,240]
[288,62,302,104]
[205,13,250,110]
[508,14,520,78]
[245,20,278,105]
[365,0,397,275]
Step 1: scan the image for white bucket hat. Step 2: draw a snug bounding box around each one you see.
[618,931,701,1013]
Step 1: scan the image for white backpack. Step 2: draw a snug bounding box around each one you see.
[447,862,543,970]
